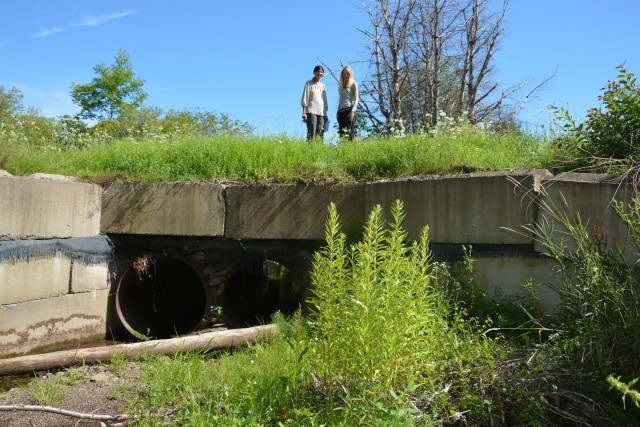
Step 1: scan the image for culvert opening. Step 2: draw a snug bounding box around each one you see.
[222,259,300,328]
[115,256,206,340]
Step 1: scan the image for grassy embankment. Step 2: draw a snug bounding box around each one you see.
[1,125,557,182]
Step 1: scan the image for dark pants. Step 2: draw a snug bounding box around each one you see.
[337,109,355,140]
[306,114,325,141]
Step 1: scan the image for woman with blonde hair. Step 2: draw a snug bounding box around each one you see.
[337,66,359,140]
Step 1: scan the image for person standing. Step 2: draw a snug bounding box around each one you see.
[301,65,328,141]
[337,66,359,141]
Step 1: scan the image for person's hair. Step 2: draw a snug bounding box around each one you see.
[313,65,324,74]
[339,66,355,90]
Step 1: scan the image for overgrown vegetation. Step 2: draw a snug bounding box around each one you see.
[1,124,556,182]
[550,64,640,176]
[120,202,531,425]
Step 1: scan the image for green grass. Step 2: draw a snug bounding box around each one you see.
[0,126,559,182]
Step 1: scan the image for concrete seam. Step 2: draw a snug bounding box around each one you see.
[221,184,228,238]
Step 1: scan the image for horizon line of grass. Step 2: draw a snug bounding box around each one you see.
[1,126,559,183]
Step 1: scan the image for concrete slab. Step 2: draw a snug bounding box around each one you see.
[100,181,225,236]
[0,176,101,239]
[365,170,552,244]
[472,255,561,314]
[223,183,366,240]
[0,255,71,304]
[70,261,110,293]
[0,288,109,357]
[536,172,635,260]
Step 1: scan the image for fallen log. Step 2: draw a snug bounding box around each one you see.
[0,324,278,376]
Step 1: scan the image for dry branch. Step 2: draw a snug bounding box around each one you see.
[0,404,128,423]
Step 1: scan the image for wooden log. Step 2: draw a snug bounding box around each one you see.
[0,324,278,376]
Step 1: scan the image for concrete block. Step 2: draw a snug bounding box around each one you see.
[0,176,102,239]
[365,170,551,244]
[101,182,225,236]
[0,288,109,357]
[70,261,110,293]
[536,172,635,260]
[223,183,366,239]
[472,255,561,314]
[0,255,71,304]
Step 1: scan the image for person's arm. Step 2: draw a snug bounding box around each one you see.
[301,83,308,120]
[349,82,359,121]
[322,85,328,116]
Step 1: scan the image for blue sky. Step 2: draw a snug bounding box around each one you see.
[1,1,639,138]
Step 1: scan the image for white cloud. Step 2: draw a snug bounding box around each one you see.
[73,10,138,27]
[31,10,137,38]
[32,26,68,38]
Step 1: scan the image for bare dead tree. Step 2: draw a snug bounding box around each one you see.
[355,0,549,135]
[358,0,417,135]
[457,0,509,124]
[408,0,463,128]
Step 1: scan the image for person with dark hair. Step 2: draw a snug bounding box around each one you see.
[301,65,328,141]
[337,65,359,140]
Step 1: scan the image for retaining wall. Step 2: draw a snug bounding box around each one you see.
[0,169,635,357]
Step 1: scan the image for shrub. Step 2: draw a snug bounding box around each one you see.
[552,65,640,169]
[307,200,499,423]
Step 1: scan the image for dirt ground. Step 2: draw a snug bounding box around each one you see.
[0,362,144,427]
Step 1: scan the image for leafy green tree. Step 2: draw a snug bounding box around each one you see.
[553,65,640,163]
[584,65,640,160]
[70,49,148,121]
[0,86,24,124]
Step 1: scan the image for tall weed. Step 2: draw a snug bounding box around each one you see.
[307,200,497,423]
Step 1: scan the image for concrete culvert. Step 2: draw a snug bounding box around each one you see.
[115,256,206,340]
[222,259,299,328]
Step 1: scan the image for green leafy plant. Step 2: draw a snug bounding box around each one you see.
[307,200,499,423]
[70,49,148,121]
[551,65,640,171]
[25,373,68,407]
[509,176,640,374]
[607,375,640,409]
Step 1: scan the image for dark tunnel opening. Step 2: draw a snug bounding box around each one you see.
[222,259,302,328]
[115,256,206,339]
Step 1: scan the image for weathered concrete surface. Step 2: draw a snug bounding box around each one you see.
[0,175,102,239]
[365,170,553,244]
[2,169,638,357]
[0,255,71,304]
[0,289,109,356]
[70,261,110,293]
[0,237,113,356]
[536,172,635,259]
[101,181,225,236]
[472,255,561,313]
[223,183,365,239]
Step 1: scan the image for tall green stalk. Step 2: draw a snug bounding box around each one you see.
[307,200,495,421]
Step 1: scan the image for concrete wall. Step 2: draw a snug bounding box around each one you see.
[0,174,101,240]
[101,181,225,236]
[1,169,635,357]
